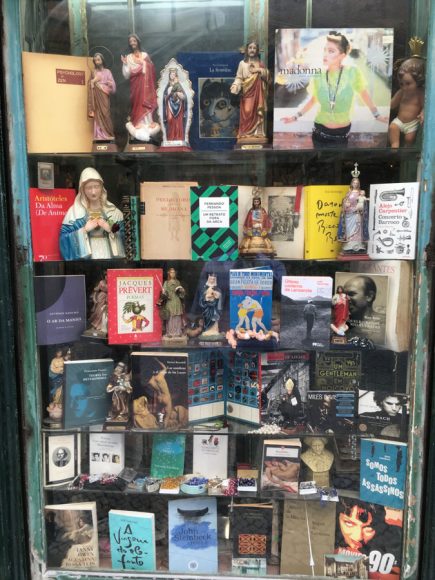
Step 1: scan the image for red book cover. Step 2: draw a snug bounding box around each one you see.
[29,188,76,261]
[107,269,163,344]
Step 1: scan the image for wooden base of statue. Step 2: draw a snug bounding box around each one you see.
[104,417,130,431]
[92,141,118,153]
[235,136,269,150]
[239,240,276,258]
[44,417,62,429]
[337,251,370,261]
[198,332,225,347]
[162,334,188,346]
[158,140,192,152]
[124,140,158,153]
[331,334,348,346]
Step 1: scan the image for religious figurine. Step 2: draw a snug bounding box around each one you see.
[45,347,72,427]
[330,285,350,338]
[83,275,108,338]
[389,37,425,148]
[157,58,194,150]
[121,33,161,148]
[106,361,132,428]
[337,163,369,257]
[301,436,334,487]
[230,41,269,145]
[158,267,187,344]
[199,273,224,341]
[87,51,117,151]
[239,187,275,257]
[60,167,125,260]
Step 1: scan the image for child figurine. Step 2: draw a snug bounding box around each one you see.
[389,38,425,148]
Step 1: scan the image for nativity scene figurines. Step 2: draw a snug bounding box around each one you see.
[230,41,269,146]
[122,33,161,150]
[337,163,369,258]
[87,50,117,152]
[157,58,194,150]
[60,168,125,260]
[158,267,187,345]
[106,361,132,429]
[199,273,224,342]
[239,187,276,257]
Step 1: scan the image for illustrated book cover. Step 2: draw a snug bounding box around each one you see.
[89,433,125,476]
[187,350,226,422]
[107,269,163,344]
[273,28,393,150]
[30,188,76,261]
[193,428,228,479]
[229,268,274,333]
[335,496,403,579]
[303,185,349,259]
[313,351,362,391]
[190,185,238,261]
[358,389,409,440]
[43,432,80,487]
[150,433,186,479]
[280,276,333,349]
[109,509,156,571]
[335,271,389,347]
[131,351,188,431]
[231,503,273,559]
[168,497,218,574]
[63,358,113,429]
[324,553,369,578]
[226,350,261,424]
[34,275,86,345]
[261,439,302,493]
[360,438,407,509]
[280,501,336,576]
[140,181,197,260]
[307,391,355,434]
[368,182,419,260]
[44,501,99,569]
[177,52,241,150]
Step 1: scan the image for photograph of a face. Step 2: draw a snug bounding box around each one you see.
[273,28,393,149]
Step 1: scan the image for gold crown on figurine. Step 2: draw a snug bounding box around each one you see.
[351,162,360,179]
[408,37,424,58]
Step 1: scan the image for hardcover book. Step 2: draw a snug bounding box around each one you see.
[131,351,188,430]
[44,502,99,569]
[368,182,419,260]
[335,271,389,347]
[109,510,156,571]
[190,185,238,261]
[89,433,125,476]
[63,359,113,429]
[307,391,355,434]
[29,188,76,261]
[177,52,241,150]
[303,185,348,259]
[231,503,273,559]
[150,433,186,479]
[229,268,274,332]
[140,182,197,260]
[314,351,361,391]
[280,501,336,576]
[360,438,407,509]
[358,389,409,440]
[34,275,86,345]
[261,439,302,493]
[168,497,218,574]
[280,276,333,349]
[121,195,140,261]
[43,433,80,487]
[107,269,163,344]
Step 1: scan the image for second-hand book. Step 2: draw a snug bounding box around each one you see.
[63,359,113,429]
[190,185,238,260]
[107,269,163,344]
[261,439,302,493]
[44,501,99,569]
[168,497,218,574]
[360,438,407,510]
[280,276,333,349]
[109,510,156,571]
[231,503,273,560]
[229,268,273,333]
[368,182,419,260]
[34,275,86,345]
[150,433,186,479]
[140,181,197,260]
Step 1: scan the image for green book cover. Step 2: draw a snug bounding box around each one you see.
[150,433,186,478]
[190,185,238,261]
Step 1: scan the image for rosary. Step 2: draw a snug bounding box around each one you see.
[326,66,343,111]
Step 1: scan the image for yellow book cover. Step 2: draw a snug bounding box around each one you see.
[304,185,348,259]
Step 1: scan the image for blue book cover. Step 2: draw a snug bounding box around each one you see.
[229,268,273,332]
[34,275,86,345]
[150,433,186,479]
[360,438,407,509]
[109,510,155,571]
[177,52,240,150]
[63,359,113,429]
[168,497,218,574]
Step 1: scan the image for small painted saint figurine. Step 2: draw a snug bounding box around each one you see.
[88,52,116,142]
[163,68,187,141]
[86,275,108,337]
[106,362,132,424]
[230,41,269,144]
[60,167,125,260]
[199,273,224,340]
[337,163,369,255]
[158,267,187,344]
[239,187,275,257]
[331,285,350,336]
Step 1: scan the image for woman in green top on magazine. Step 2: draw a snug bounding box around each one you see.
[282,31,388,146]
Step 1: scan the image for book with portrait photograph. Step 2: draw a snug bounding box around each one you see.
[334,271,389,347]
[43,433,80,487]
[273,28,393,150]
[261,439,302,493]
[44,502,99,569]
[307,391,355,434]
[89,432,125,476]
[358,389,409,440]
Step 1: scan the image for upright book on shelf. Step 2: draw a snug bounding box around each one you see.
[107,269,163,344]
[193,428,228,479]
[231,503,273,560]
[121,195,140,261]
[313,351,362,391]
[43,432,80,487]
[168,497,218,574]
[89,433,125,476]
[261,439,302,493]
[44,502,99,569]
[358,389,409,440]
[109,510,156,571]
[229,268,274,332]
[150,433,186,479]
[307,391,355,434]
[187,350,226,422]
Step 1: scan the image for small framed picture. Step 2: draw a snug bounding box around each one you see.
[43,432,80,487]
[37,162,54,189]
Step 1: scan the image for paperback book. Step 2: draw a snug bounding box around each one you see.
[150,433,186,479]
[324,554,369,578]
[358,389,409,440]
[193,428,228,479]
[229,268,274,333]
[261,439,302,493]
[121,195,140,261]
[109,510,156,571]
[231,503,273,559]
[89,432,125,476]
[313,351,361,391]
[44,433,80,487]
[307,391,355,434]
